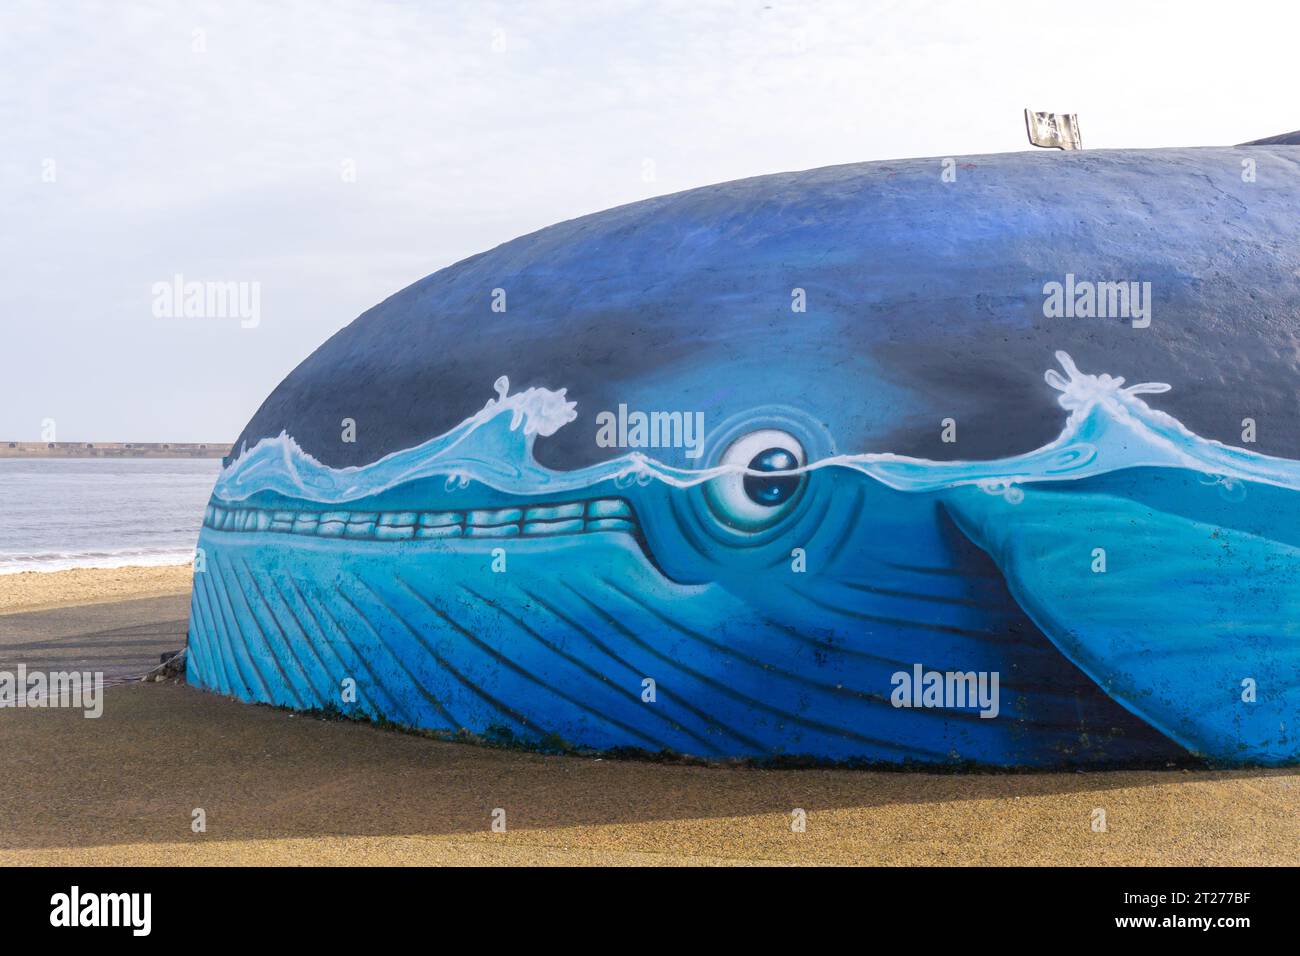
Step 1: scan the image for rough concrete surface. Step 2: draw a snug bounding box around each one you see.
[0,593,1294,866]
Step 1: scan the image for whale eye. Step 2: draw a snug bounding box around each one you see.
[705,429,806,531]
[744,447,801,505]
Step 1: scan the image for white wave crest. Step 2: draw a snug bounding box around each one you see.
[213,353,1300,505]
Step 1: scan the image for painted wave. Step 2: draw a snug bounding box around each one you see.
[212,352,1300,506]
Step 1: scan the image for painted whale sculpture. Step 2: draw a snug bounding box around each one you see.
[188,144,1300,766]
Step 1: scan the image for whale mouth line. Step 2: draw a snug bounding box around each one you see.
[203,496,639,541]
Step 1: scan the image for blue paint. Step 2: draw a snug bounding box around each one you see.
[190,146,1300,765]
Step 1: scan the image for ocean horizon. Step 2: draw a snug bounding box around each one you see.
[0,457,220,574]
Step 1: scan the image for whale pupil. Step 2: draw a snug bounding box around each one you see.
[743,448,800,506]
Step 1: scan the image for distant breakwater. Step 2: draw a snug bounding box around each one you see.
[1,442,229,459]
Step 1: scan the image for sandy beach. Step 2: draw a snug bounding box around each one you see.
[0,563,192,614]
[0,567,1296,867]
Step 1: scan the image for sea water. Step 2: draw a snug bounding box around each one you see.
[0,458,221,574]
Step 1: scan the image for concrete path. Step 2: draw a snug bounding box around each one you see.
[0,595,1295,866]
[0,593,189,683]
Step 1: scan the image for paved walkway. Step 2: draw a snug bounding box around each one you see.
[0,595,1295,865]
[0,593,189,683]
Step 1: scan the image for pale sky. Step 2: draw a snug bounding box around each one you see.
[2,0,1297,441]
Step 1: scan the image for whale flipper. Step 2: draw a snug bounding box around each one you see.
[944,485,1300,764]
